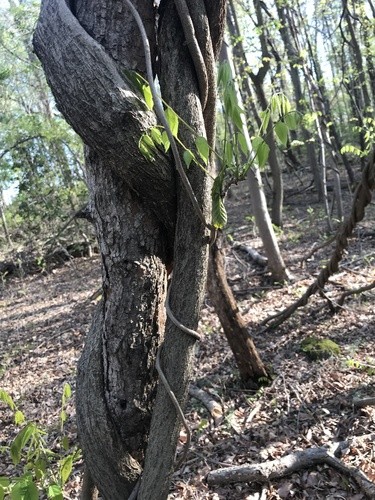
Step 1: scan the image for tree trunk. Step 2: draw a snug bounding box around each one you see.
[207,234,269,386]
[224,6,289,282]
[0,190,12,247]
[34,0,226,498]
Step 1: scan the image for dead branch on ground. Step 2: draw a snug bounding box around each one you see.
[206,445,375,498]
[189,385,223,426]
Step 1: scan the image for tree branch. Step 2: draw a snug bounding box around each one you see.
[207,447,375,498]
[33,0,176,234]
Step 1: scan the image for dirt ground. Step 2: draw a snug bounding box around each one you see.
[1,181,374,499]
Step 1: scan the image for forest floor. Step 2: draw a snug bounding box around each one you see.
[1,179,375,499]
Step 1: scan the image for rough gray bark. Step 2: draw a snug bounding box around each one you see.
[34,0,170,497]
[33,0,176,238]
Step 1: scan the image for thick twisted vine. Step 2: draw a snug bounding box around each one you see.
[174,0,208,109]
[124,0,210,231]
[262,149,375,330]
[124,0,210,474]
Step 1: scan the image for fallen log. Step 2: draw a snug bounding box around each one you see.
[206,446,375,498]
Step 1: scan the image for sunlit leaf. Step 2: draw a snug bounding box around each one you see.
[47,484,63,500]
[142,84,154,110]
[340,144,363,157]
[14,411,25,426]
[284,111,300,130]
[274,121,289,146]
[138,134,156,161]
[150,127,163,145]
[237,133,249,156]
[183,149,195,168]
[165,107,179,138]
[0,389,16,411]
[251,136,270,168]
[10,474,38,500]
[60,455,73,486]
[259,109,270,134]
[161,131,170,153]
[195,136,210,165]
[10,424,36,465]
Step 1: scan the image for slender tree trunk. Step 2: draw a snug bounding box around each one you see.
[221,38,289,281]
[0,190,12,247]
[276,2,323,201]
[138,2,226,498]
[228,0,284,227]
[207,234,269,386]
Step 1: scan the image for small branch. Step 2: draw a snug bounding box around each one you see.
[189,385,223,426]
[206,447,375,498]
[301,235,335,265]
[337,280,375,307]
[232,242,268,267]
[353,397,375,408]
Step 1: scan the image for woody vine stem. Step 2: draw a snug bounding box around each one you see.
[123,0,211,477]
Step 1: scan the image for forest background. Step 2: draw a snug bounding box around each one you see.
[0,0,374,499]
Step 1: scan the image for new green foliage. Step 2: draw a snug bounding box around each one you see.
[0,385,79,500]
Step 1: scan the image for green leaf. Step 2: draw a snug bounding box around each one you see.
[121,69,144,94]
[60,455,73,485]
[251,136,270,168]
[218,61,232,87]
[237,133,249,156]
[0,389,16,411]
[259,109,270,134]
[0,67,11,83]
[274,121,289,146]
[10,475,38,500]
[10,423,36,465]
[231,104,244,131]
[61,436,70,452]
[63,384,71,401]
[270,93,291,120]
[161,131,170,152]
[165,107,179,138]
[195,136,210,165]
[0,485,4,500]
[183,149,195,168]
[340,144,363,157]
[14,411,25,426]
[0,478,9,488]
[34,458,47,480]
[150,127,162,146]
[284,111,300,130]
[47,484,63,500]
[138,134,156,161]
[142,84,154,110]
[60,410,67,426]
[212,177,227,229]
